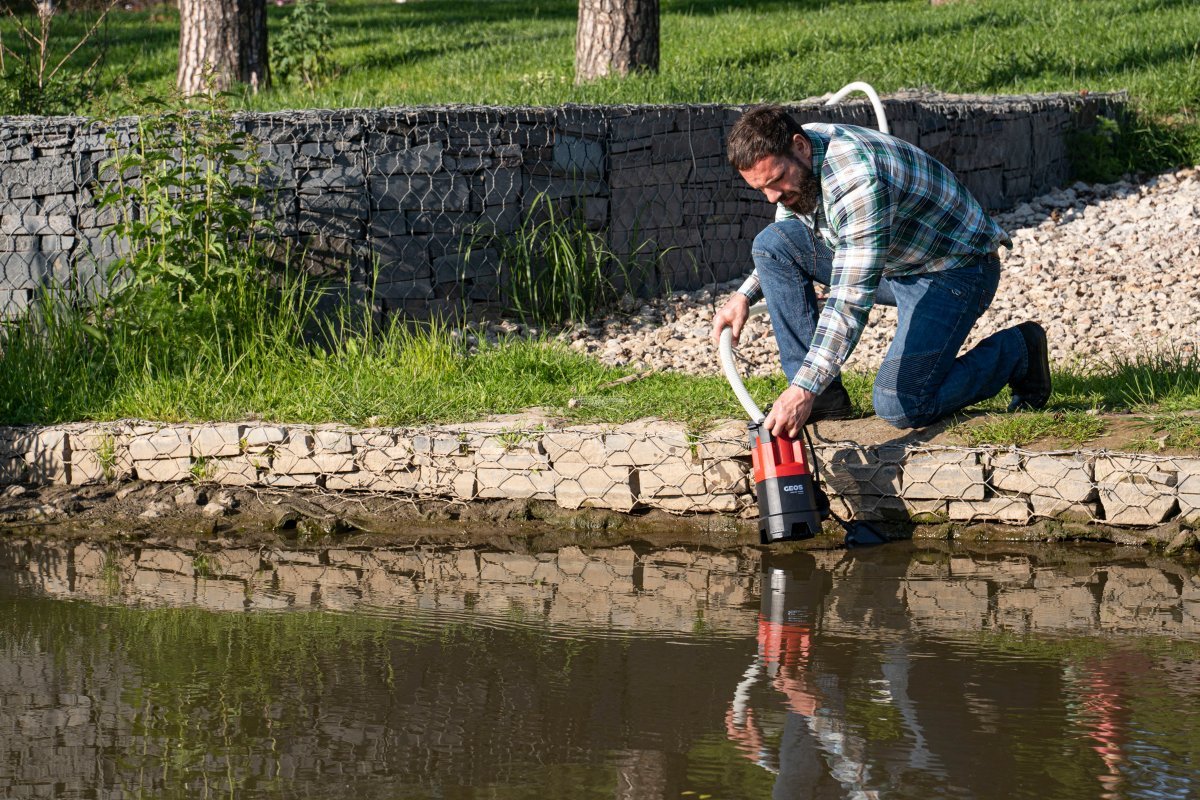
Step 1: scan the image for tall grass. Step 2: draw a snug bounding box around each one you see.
[497,192,637,327]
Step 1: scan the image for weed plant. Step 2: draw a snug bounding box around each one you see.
[272,0,335,89]
[96,91,273,344]
[497,193,634,327]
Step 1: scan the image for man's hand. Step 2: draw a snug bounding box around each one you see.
[711,292,751,347]
[765,385,815,439]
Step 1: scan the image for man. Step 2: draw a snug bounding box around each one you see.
[711,105,1051,438]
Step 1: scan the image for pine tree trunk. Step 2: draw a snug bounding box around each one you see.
[177,0,269,96]
[574,0,659,84]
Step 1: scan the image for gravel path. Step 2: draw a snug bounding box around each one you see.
[549,166,1200,378]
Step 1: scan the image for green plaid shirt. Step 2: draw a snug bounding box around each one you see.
[736,123,1011,395]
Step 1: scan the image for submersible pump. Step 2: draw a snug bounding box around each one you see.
[718,308,829,544]
[747,420,829,544]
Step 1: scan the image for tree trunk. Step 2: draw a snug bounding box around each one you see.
[177,0,269,96]
[574,0,659,84]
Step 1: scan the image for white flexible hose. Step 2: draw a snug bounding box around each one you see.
[718,302,770,424]
[825,81,889,134]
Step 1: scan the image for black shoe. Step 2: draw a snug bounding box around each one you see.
[1007,321,1052,412]
[809,380,856,422]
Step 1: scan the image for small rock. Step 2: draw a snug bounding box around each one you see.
[202,501,232,518]
[1165,530,1198,555]
[139,499,174,519]
[174,486,199,508]
[4,485,27,498]
[115,482,145,501]
[212,490,238,510]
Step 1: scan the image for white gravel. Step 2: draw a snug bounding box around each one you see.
[546,166,1200,377]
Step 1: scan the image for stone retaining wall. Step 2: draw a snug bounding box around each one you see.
[0,92,1123,318]
[3,418,1197,529]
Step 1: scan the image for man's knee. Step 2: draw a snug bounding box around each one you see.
[872,385,940,429]
[752,221,814,263]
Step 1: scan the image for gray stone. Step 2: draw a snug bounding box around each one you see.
[948,496,1032,524]
[1095,455,1179,526]
[135,458,193,483]
[554,463,638,512]
[192,425,243,458]
[902,451,986,500]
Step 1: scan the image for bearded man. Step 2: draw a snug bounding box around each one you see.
[711,105,1050,438]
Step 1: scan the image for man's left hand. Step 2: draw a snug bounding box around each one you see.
[765,385,815,439]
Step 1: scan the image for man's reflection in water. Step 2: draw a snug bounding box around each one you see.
[725,553,933,800]
[719,550,1200,799]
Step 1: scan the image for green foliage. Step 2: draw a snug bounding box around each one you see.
[0,0,112,115]
[948,411,1108,448]
[1124,412,1200,452]
[96,433,117,480]
[1069,113,1199,183]
[95,90,274,343]
[1068,116,1129,183]
[496,193,636,327]
[0,62,90,115]
[1053,349,1200,412]
[271,0,334,89]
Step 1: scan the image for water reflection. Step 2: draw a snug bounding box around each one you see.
[1,539,1199,799]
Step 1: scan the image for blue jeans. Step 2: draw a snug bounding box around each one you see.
[752,219,1028,429]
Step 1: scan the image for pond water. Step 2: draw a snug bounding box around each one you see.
[1,538,1199,799]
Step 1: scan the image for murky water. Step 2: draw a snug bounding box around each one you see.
[2,538,1199,799]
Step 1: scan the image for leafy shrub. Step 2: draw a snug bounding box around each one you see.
[272,0,334,88]
[95,91,278,344]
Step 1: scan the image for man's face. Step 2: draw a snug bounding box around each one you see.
[739,137,820,215]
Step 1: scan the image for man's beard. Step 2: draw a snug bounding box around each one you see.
[782,164,821,216]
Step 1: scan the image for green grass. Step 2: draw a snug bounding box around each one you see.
[1123,412,1200,452]
[948,410,1108,448]
[5,0,1199,166]
[4,276,1200,445]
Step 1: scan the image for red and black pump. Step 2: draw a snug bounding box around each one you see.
[720,306,884,547]
[748,422,829,544]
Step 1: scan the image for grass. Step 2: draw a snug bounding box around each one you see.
[4,0,1199,165]
[948,410,1108,448]
[1123,412,1200,452]
[4,278,1200,448]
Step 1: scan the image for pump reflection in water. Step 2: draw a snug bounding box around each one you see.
[726,554,947,799]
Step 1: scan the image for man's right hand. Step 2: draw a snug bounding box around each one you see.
[711,292,751,347]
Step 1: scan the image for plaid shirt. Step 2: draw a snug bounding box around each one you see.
[736,123,1011,395]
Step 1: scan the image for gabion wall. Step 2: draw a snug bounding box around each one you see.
[0,92,1123,319]
[4,417,1197,529]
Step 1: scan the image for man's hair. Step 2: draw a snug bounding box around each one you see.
[726,105,807,172]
